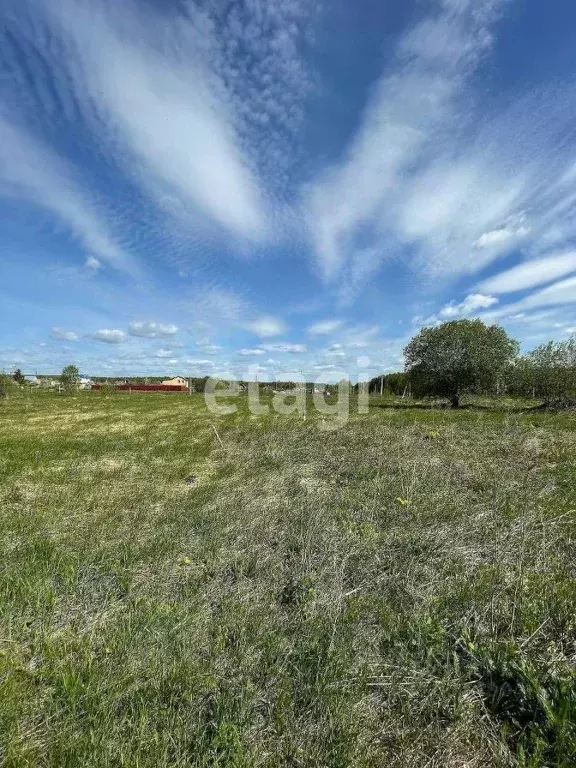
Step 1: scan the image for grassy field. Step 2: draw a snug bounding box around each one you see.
[0,391,575,767]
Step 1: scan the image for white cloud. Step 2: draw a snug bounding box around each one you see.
[183,358,215,367]
[85,255,102,271]
[154,349,175,358]
[420,293,499,327]
[306,0,506,283]
[303,0,576,304]
[238,348,265,357]
[474,224,530,250]
[51,327,78,342]
[439,293,498,319]
[307,319,343,335]
[494,276,576,315]
[261,342,306,354]
[190,287,247,324]
[195,341,222,355]
[477,251,576,294]
[90,329,126,344]
[128,321,178,338]
[0,115,138,274]
[244,316,287,338]
[42,0,268,242]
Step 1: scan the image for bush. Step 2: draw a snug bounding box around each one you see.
[0,373,18,398]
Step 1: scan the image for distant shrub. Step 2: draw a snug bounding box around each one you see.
[0,373,18,398]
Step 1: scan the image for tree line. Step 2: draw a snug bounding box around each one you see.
[2,320,575,406]
[367,319,576,407]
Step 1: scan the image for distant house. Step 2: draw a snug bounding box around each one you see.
[162,376,187,387]
[79,377,93,390]
[24,376,40,387]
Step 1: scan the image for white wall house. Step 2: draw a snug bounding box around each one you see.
[162,376,187,386]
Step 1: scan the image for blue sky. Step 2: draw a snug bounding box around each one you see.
[2,0,576,382]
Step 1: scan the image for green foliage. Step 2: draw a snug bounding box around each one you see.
[12,368,25,386]
[98,382,116,395]
[60,364,80,393]
[526,338,576,401]
[367,371,407,395]
[0,372,18,398]
[405,319,519,405]
[461,640,576,765]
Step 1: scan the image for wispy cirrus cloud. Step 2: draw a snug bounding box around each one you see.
[24,0,266,243]
[305,0,576,306]
[3,0,318,264]
[477,251,576,295]
[188,287,248,325]
[488,276,576,317]
[0,115,139,274]
[306,0,508,285]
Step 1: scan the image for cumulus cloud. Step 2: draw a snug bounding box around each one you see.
[195,341,222,355]
[420,293,499,327]
[439,293,498,318]
[244,316,287,338]
[51,327,78,342]
[85,255,102,271]
[128,321,178,338]
[90,329,126,343]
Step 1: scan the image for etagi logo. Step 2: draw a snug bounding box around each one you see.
[204,360,371,430]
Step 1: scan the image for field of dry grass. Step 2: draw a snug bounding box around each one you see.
[0,390,575,766]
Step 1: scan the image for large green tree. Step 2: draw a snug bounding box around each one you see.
[60,364,80,393]
[404,319,519,407]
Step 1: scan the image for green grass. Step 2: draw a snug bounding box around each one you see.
[0,390,575,766]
